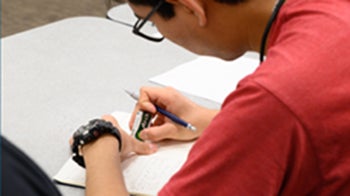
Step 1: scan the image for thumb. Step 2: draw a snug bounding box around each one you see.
[132,139,158,155]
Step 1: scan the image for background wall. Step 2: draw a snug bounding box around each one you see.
[1,0,122,37]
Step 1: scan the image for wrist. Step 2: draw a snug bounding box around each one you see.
[83,135,122,169]
[71,119,122,168]
[82,135,120,158]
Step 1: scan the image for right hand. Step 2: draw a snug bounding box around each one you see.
[129,86,218,142]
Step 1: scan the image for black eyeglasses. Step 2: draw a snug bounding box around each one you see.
[132,0,165,42]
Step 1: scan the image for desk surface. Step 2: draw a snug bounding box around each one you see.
[1,16,211,195]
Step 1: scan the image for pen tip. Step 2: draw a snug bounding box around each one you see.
[188,125,197,132]
[124,89,131,94]
[124,89,139,100]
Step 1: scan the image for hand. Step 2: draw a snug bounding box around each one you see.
[82,115,154,196]
[70,115,157,161]
[68,115,156,196]
[129,86,218,142]
[102,115,157,159]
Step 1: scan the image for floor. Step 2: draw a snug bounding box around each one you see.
[1,0,122,37]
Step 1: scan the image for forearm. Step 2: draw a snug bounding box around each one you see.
[195,107,220,134]
[83,136,129,196]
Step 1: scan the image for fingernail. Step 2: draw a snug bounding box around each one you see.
[140,131,148,140]
[148,143,158,152]
[143,102,156,113]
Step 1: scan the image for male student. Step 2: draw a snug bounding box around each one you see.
[4,0,349,195]
[71,0,350,195]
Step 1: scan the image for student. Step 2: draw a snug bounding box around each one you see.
[73,0,350,195]
[1,136,61,196]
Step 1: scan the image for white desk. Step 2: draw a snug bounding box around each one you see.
[2,16,203,195]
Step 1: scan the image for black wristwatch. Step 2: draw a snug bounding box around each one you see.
[71,119,122,168]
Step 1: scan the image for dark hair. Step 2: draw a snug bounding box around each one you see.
[128,0,245,20]
[128,0,175,19]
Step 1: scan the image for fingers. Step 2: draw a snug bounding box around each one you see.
[139,86,177,108]
[139,124,179,142]
[69,137,73,146]
[102,114,121,129]
[128,86,201,142]
[129,86,178,130]
[132,139,158,155]
[101,114,158,155]
[152,114,165,126]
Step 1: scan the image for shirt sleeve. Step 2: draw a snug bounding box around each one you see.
[159,79,321,195]
[1,136,61,196]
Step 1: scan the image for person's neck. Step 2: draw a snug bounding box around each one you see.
[245,0,279,52]
[209,0,278,53]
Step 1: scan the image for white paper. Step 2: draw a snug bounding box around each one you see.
[149,54,260,104]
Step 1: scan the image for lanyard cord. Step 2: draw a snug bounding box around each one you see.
[259,0,286,63]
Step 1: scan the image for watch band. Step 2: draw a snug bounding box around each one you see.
[71,119,122,168]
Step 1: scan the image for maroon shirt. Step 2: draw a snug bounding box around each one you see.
[160,0,350,195]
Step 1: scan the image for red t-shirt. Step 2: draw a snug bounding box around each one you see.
[159,0,350,195]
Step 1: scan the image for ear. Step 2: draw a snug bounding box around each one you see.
[166,0,207,27]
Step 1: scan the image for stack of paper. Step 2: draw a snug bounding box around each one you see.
[149,54,259,104]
